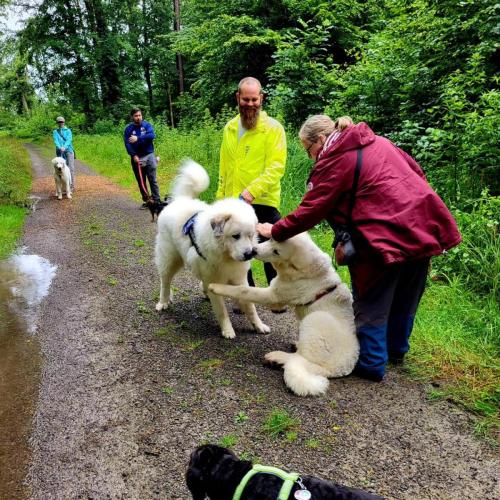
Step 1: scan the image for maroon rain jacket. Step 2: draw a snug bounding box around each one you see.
[272,123,461,265]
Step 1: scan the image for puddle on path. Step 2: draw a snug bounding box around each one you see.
[0,251,57,499]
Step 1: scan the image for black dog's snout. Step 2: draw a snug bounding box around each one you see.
[243,248,257,261]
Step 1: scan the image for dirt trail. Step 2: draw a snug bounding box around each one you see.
[20,144,498,499]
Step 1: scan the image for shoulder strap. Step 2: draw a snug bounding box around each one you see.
[346,148,363,226]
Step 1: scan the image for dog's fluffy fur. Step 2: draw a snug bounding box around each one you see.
[51,157,72,200]
[186,444,383,500]
[154,159,269,339]
[209,233,358,395]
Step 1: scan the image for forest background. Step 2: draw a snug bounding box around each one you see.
[0,0,498,437]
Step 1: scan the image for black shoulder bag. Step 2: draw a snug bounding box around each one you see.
[332,148,363,266]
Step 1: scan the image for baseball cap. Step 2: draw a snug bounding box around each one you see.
[56,116,65,123]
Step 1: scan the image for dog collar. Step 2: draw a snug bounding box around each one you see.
[232,464,309,500]
[182,212,206,260]
[300,285,337,307]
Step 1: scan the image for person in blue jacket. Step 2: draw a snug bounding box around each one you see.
[123,107,160,206]
[53,116,75,190]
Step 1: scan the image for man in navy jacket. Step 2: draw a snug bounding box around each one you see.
[124,107,161,205]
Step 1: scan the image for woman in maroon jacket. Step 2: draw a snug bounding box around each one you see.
[258,115,461,381]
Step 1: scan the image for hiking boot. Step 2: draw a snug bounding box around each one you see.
[351,366,384,382]
[388,351,406,365]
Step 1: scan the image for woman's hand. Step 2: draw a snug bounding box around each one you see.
[257,223,273,239]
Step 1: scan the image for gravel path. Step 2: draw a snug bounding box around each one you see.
[22,145,498,499]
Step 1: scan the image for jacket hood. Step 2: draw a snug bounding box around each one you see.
[322,122,376,158]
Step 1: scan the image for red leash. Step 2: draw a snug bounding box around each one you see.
[136,158,150,198]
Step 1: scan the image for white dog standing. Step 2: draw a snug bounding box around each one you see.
[210,233,359,396]
[52,157,72,200]
[155,160,269,339]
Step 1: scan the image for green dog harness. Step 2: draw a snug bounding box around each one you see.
[232,464,310,500]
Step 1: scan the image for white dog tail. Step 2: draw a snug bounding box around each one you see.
[171,159,210,199]
[283,354,330,396]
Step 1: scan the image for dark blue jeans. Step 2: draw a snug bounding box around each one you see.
[351,258,430,379]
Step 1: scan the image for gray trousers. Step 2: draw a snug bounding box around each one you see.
[131,153,160,202]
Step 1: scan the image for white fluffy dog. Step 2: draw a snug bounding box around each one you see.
[154,160,269,339]
[51,157,72,200]
[209,233,359,396]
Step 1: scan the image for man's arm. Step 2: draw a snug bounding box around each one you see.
[246,122,286,200]
[136,121,155,144]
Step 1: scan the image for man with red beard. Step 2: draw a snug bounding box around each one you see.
[216,77,287,294]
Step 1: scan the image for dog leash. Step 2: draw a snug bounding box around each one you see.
[182,212,206,260]
[232,464,311,500]
[135,157,150,199]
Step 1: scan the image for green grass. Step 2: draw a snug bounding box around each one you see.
[0,136,32,259]
[409,279,499,437]
[9,126,497,437]
[262,409,300,439]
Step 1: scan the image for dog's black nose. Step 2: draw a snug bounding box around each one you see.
[243,248,257,260]
[243,249,257,261]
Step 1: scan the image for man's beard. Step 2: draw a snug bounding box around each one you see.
[239,105,261,129]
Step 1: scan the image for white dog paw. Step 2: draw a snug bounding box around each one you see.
[222,328,236,339]
[155,302,169,311]
[255,322,271,334]
[208,283,223,295]
[264,350,289,365]
[67,194,72,199]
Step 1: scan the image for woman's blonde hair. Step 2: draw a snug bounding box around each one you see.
[299,115,354,143]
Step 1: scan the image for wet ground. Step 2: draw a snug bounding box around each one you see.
[1,144,498,499]
[0,261,41,500]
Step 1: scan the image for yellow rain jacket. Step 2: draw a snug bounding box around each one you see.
[216,111,287,208]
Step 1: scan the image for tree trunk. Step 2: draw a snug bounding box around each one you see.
[142,0,154,113]
[173,0,184,94]
[84,0,121,109]
[167,82,175,128]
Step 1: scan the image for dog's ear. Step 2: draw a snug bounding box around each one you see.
[210,214,231,237]
[186,466,206,500]
[186,445,218,500]
[51,158,59,166]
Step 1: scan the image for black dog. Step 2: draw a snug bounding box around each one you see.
[186,444,384,500]
[146,195,172,222]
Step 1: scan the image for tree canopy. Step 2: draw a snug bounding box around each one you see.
[0,0,498,199]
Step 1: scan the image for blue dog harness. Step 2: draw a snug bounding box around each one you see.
[182,212,206,260]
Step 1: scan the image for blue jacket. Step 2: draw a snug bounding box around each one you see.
[124,120,155,157]
[53,127,74,153]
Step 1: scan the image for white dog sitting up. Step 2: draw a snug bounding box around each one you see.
[52,157,72,200]
[209,233,359,396]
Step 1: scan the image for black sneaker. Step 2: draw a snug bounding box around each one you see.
[388,351,405,365]
[351,366,384,382]
[140,202,148,210]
